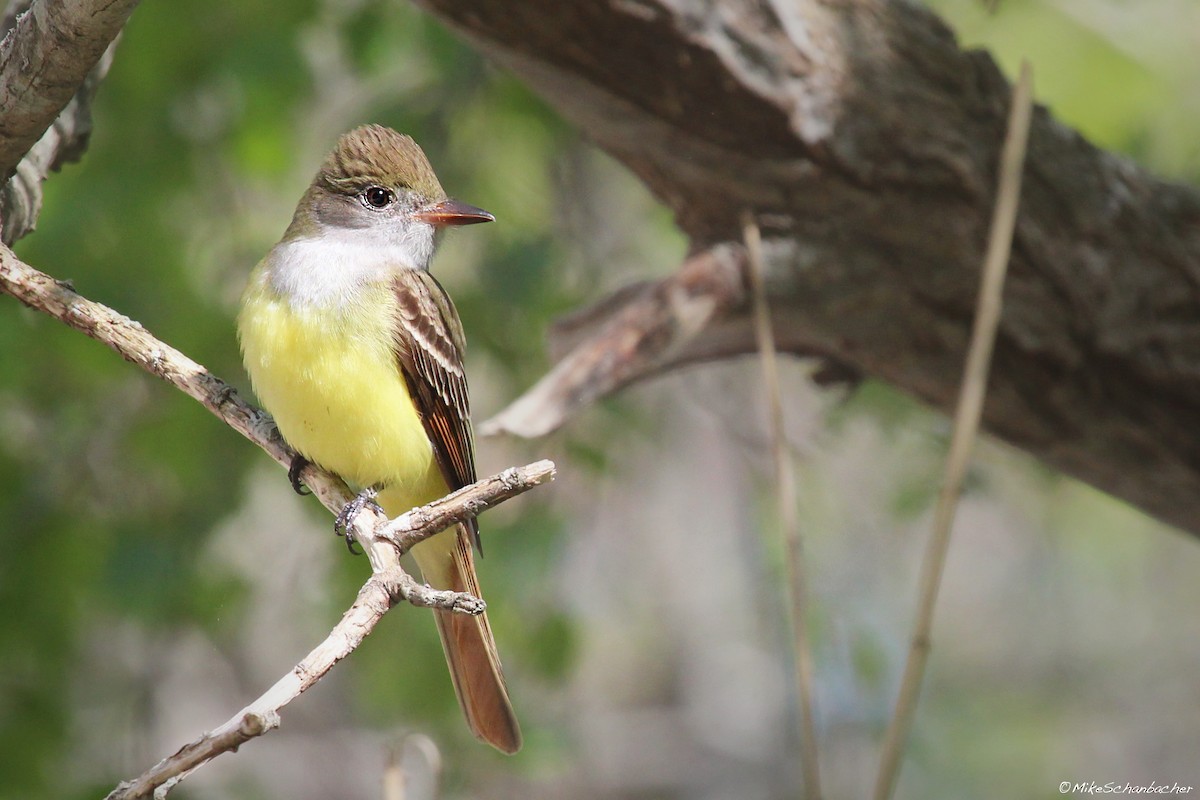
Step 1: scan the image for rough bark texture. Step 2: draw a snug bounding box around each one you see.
[0,0,137,177]
[415,0,1200,537]
[0,0,131,242]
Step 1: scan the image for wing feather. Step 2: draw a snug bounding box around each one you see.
[392,270,480,547]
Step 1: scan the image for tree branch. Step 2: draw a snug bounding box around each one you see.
[0,0,117,244]
[0,245,356,512]
[481,243,754,437]
[0,0,138,179]
[382,461,557,555]
[418,0,1200,538]
[744,213,821,798]
[103,459,554,800]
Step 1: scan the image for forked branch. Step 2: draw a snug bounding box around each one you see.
[104,460,554,800]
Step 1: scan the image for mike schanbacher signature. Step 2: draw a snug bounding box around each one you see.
[1060,782,1195,795]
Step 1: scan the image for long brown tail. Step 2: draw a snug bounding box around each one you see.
[411,523,522,754]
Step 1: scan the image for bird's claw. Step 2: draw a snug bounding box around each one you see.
[335,487,383,555]
[288,454,312,496]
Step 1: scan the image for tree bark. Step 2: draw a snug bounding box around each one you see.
[0,0,138,175]
[414,0,1200,537]
[0,0,133,242]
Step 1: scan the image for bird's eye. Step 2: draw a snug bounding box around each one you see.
[363,186,394,209]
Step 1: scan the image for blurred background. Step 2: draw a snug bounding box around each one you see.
[2,0,1199,797]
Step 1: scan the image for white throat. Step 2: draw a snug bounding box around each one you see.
[264,222,435,308]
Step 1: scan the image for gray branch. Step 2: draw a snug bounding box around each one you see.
[0,0,135,242]
[103,460,555,800]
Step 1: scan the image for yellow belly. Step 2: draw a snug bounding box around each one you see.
[238,273,447,510]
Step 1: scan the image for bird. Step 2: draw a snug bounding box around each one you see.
[237,124,521,753]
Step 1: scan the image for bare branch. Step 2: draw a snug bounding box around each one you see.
[104,457,554,799]
[104,570,411,800]
[382,460,557,555]
[0,245,358,513]
[0,0,139,177]
[481,244,748,437]
[0,5,117,244]
[873,60,1034,800]
[744,213,821,799]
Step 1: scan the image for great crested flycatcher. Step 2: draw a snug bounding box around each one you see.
[237,124,520,754]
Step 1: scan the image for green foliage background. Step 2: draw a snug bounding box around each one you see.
[0,1,1197,798]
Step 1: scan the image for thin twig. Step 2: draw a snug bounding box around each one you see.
[100,462,552,800]
[105,569,405,800]
[102,463,550,798]
[384,462,556,555]
[742,213,821,800]
[480,244,746,438]
[872,60,1035,800]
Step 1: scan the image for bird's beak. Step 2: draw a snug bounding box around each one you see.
[413,199,495,227]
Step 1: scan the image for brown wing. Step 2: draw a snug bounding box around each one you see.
[392,269,480,547]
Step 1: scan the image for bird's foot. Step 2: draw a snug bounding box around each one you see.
[287,454,312,496]
[335,486,383,555]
